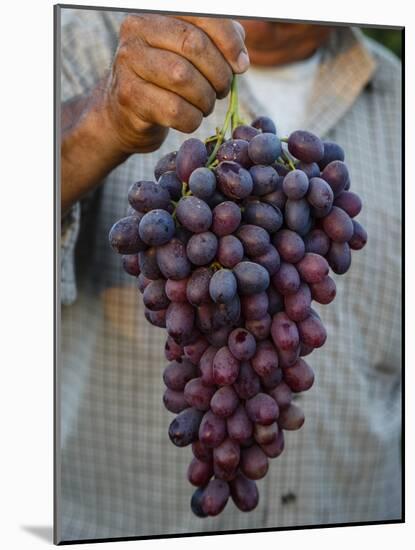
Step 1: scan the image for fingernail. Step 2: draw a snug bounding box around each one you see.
[236,50,250,73]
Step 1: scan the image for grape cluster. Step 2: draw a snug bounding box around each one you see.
[109,109,367,517]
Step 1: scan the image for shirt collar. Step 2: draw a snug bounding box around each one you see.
[238,27,377,138]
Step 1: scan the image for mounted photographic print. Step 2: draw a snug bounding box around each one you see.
[54,3,404,544]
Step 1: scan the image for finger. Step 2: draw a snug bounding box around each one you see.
[173,15,250,74]
[118,41,216,117]
[120,14,233,98]
[113,65,204,134]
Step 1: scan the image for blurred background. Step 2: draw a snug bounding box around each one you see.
[362,27,402,58]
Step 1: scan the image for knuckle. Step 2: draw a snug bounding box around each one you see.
[170,60,191,86]
[115,44,130,66]
[119,15,135,37]
[181,26,207,58]
[116,77,132,108]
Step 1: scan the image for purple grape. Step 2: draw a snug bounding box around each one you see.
[217,139,251,168]
[213,295,241,327]
[288,130,324,163]
[248,133,282,164]
[251,245,280,276]
[263,187,287,211]
[156,238,191,280]
[128,181,171,213]
[334,191,362,218]
[233,361,261,400]
[252,116,277,134]
[166,302,195,345]
[217,235,244,268]
[273,229,305,263]
[187,457,213,487]
[243,201,283,233]
[186,268,212,306]
[303,229,330,256]
[322,206,354,243]
[285,198,311,235]
[183,337,209,365]
[307,177,334,211]
[138,209,175,246]
[192,439,213,463]
[209,269,237,304]
[212,201,242,236]
[176,138,208,183]
[349,220,368,250]
[215,161,253,199]
[168,407,204,447]
[326,241,351,274]
[232,125,260,141]
[163,388,188,413]
[184,378,216,411]
[310,276,336,304]
[122,254,140,276]
[230,474,259,512]
[240,444,269,480]
[165,277,188,302]
[176,196,212,233]
[199,410,227,448]
[199,346,218,387]
[109,216,147,254]
[260,429,285,458]
[251,340,279,377]
[236,224,271,256]
[228,328,256,361]
[227,404,253,443]
[271,262,300,296]
[190,487,208,518]
[271,312,300,351]
[201,479,230,516]
[188,167,216,199]
[186,232,218,266]
[206,190,227,208]
[284,283,312,322]
[210,386,239,418]
[137,273,151,294]
[253,422,279,445]
[158,170,182,201]
[245,314,272,341]
[240,292,269,320]
[267,286,284,315]
[297,313,327,348]
[138,247,162,280]
[268,382,293,409]
[277,347,300,368]
[213,346,240,386]
[296,253,329,283]
[283,358,314,392]
[143,279,169,311]
[318,141,345,169]
[164,336,183,361]
[213,438,240,478]
[282,170,309,199]
[206,326,232,348]
[296,161,320,179]
[233,261,270,295]
[278,403,305,431]
[259,366,283,390]
[321,160,349,197]
[154,151,177,180]
[249,165,280,196]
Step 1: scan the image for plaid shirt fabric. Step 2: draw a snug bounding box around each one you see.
[57,7,402,543]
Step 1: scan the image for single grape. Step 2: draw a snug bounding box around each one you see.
[251,245,281,275]
[143,279,170,311]
[334,191,362,218]
[184,378,216,411]
[199,346,218,387]
[206,190,227,208]
[297,313,327,348]
[233,261,270,295]
[192,439,213,463]
[318,141,345,169]
[215,161,254,199]
[186,268,212,307]
[233,361,261,400]
[213,295,241,327]
[267,286,284,315]
[260,429,285,458]
[176,138,208,183]
[248,133,282,164]
[166,302,195,345]
[232,124,260,141]
[273,229,305,263]
[128,180,171,213]
[109,216,146,254]
[245,314,272,341]
[199,410,227,448]
[217,235,244,268]
[310,276,336,304]
[187,457,213,487]
[138,247,162,280]
[285,198,311,235]
[283,358,314,392]
[277,347,300,368]
[176,196,212,233]
[156,238,191,280]
[217,139,251,168]
[307,177,334,211]
[278,403,305,431]
[296,161,320,179]
[249,165,280,196]
[210,386,239,418]
[158,170,182,201]
[284,283,312,322]
[228,328,256,361]
[186,231,218,266]
[322,206,354,243]
[288,130,324,163]
[230,474,259,512]
[251,340,279,377]
[227,404,253,443]
[240,444,269,480]
[206,326,232,348]
[296,253,329,283]
[168,407,204,447]
[243,201,283,233]
[246,393,279,426]
[303,229,330,256]
[271,262,300,296]
[137,273,151,294]
[262,187,287,211]
[321,160,349,197]
[241,292,269,321]
[236,224,271,256]
[154,151,177,180]
[213,438,240,478]
[122,254,140,276]
[213,346,240,386]
[183,337,209,365]
[190,487,208,518]
[165,277,188,302]
[268,382,293,409]
[201,479,230,516]
[212,201,242,236]
[209,269,237,304]
[253,422,279,445]
[349,220,368,250]
[282,169,309,200]
[188,167,217,199]
[252,116,277,134]
[164,336,183,361]
[163,388,188,414]
[138,209,175,246]
[271,311,300,351]
[326,241,352,274]
[259,366,283,390]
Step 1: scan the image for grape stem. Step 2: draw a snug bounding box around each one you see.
[206,75,241,167]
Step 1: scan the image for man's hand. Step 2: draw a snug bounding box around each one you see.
[61,15,249,213]
[104,14,249,153]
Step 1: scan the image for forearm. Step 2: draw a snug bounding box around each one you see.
[61,81,130,215]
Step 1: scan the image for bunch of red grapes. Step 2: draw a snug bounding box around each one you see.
[109,112,367,518]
